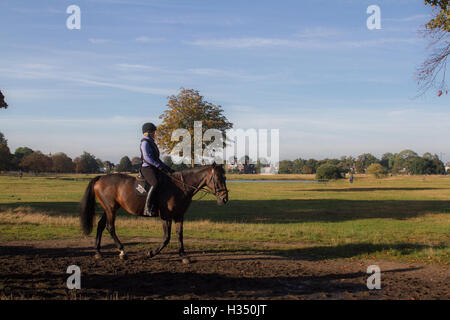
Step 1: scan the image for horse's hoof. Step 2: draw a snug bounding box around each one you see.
[94,253,102,259]
[181,257,191,264]
[119,250,128,260]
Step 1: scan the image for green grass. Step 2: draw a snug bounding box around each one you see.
[0,173,449,264]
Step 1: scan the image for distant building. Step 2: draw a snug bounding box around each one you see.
[260,166,273,175]
[225,158,256,174]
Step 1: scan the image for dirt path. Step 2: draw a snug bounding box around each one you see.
[0,237,448,300]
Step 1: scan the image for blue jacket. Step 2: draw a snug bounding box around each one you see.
[140,136,169,170]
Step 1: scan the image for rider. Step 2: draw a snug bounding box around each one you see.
[140,122,174,217]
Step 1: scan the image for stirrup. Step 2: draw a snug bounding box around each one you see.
[143,204,158,217]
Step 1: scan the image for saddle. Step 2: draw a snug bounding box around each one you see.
[134,170,150,196]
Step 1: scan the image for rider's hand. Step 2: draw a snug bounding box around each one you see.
[168,168,175,174]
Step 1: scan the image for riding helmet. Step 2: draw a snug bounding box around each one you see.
[142,122,157,134]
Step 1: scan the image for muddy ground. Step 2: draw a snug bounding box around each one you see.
[0,237,448,300]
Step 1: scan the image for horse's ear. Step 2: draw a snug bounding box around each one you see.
[212,162,216,168]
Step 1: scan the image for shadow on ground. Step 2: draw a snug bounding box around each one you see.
[0,241,441,262]
[2,197,449,223]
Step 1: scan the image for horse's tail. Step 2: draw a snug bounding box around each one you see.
[79,175,102,235]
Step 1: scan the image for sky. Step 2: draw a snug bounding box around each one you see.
[0,0,449,164]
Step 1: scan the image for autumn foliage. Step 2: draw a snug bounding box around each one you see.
[156,88,233,165]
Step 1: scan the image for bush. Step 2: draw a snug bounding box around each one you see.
[366,163,388,178]
[315,164,342,180]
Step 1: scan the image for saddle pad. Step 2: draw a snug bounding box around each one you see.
[134,179,149,196]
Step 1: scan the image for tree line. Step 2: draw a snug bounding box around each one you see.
[279,149,448,176]
[0,131,191,174]
[0,131,448,176]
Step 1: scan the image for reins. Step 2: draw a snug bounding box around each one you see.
[160,167,228,199]
[160,169,219,197]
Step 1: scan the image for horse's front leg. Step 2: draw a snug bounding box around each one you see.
[148,220,171,258]
[176,220,191,264]
[175,220,186,255]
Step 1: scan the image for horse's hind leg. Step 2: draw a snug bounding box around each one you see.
[97,194,126,260]
[148,220,171,258]
[94,212,107,259]
[106,213,127,260]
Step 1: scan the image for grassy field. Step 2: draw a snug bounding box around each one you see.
[0,173,449,265]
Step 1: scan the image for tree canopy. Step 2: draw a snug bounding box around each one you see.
[52,153,75,173]
[315,164,343,180]
[74,152,99,173]
[366,163,388,178]
[156,88,233,166]
[20,151,52,173]
[116,156,132,172]
[0,143,12,171]
[0,91,7,109]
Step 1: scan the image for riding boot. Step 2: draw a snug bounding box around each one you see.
[143,186,158,217]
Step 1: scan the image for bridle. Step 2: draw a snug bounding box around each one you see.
[206,167,228,198]
[163,167,228,198]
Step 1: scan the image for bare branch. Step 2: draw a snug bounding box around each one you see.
[416,29,449,97]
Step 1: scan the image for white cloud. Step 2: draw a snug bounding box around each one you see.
[385,14,430,22]
[295,27,342,39]
[135,36,164,43]
[0,65,172,96]
[186,37,419,49]
[75,78,172,95]
[115,63,166,72]
[88,38,112,44]
[187,68,271,81]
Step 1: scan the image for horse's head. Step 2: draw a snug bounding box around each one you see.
[206,163,228,205]
[0,91,7,109]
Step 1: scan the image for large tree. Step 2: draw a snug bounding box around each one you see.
[391,149,419,173]
[366,163,388,178]
[302,159,318,174]
[14,147,34,166]
[52,152,75,173]
[279,160,294,174]
[131,156,142,173]
[20,151,52,173]
[355,153,379,173]
[0,90,7,109]
[0,142,12,171]
[0,132,13,171]
[157,88,233,166]
[74,152,99,173]
[0,132,7,145]
[116,156,132,172]
[416,0,449,96]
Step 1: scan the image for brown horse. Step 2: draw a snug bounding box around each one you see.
[0,90,8,109]
[79,163,228,260]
